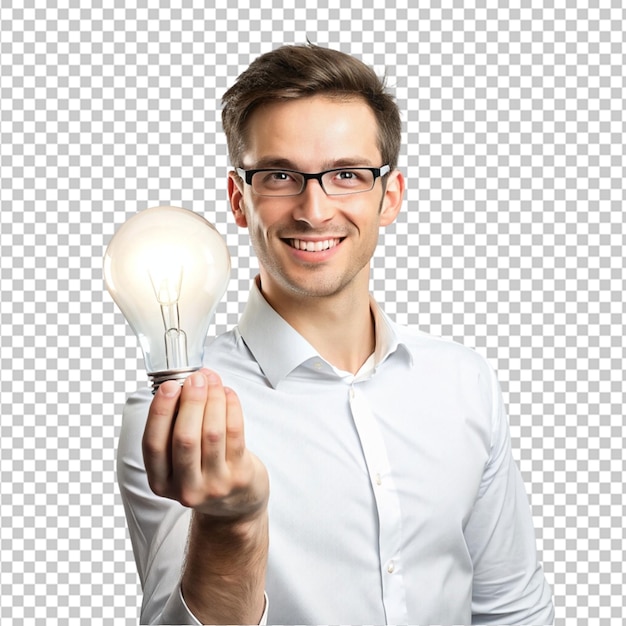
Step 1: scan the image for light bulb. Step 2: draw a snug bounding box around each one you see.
[103,205,231,391]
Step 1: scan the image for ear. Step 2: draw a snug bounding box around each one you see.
[228,171,248,228]
[379,169,405,227]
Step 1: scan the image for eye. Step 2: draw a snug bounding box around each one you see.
[332,169,368,186]
[337,170,357,179]
[260,171,297,185]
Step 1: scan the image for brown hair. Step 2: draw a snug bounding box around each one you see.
[221,43,401,170]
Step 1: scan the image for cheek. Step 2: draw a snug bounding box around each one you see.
[244,208,274,247]
[245,199,288,235]
[349,205,383,237]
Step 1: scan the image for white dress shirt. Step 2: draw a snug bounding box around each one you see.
[117,280,554,625]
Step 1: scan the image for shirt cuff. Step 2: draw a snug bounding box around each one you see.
[259,593,269,625]
[160,585,268,625]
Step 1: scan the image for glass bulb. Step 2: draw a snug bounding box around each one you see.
[103,205,231,390]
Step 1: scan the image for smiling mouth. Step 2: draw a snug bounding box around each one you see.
[288,238,344,252]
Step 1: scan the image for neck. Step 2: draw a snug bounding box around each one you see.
[258,276,375,375]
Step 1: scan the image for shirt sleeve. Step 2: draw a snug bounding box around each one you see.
[160,588,269,625]
[116,388,193,624]
[117,388,269,625]
[465,367,555,626]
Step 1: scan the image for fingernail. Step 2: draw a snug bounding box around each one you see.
[190,372,206,387]
[160,380,180,397]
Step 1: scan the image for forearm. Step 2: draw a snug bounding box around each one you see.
[181,510,269,625]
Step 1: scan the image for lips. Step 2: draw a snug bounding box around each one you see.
[288,238,343,252]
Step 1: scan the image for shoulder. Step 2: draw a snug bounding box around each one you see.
[389,322,499,414]
[395,322,492,377]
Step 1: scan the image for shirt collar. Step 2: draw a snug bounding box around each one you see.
[237,278,412,388]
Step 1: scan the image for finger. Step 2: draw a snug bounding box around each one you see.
[201,370,228,473]
[142,379,181,495]
[170,371,209,495]
[224,386,246,463]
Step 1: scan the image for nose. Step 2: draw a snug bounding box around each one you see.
[292,177,335,227]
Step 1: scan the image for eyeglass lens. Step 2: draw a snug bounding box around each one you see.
[252,168,376,196]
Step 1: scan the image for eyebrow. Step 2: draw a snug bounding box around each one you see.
[247,156,377,171]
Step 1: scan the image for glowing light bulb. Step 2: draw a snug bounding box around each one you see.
[103,205,231,390]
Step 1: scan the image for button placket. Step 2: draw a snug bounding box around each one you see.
[347,383,409,624]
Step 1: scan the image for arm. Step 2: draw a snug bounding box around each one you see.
[466,367,554,625]
[181,509,268,624]
[142,369,269,625]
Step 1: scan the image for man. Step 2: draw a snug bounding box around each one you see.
[117,44,554,624]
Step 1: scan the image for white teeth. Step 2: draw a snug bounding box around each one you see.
[291,238,340,251]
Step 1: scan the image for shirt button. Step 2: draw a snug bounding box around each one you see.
[387,561,395,574]
[374,472,382,486]
[314,361,323,370]
[349,387,355,399]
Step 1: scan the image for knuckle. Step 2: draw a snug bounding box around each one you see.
[178,490,201,509]
[206,483,229,501]
[146,476,167,498]
[203,428,223,446]
[229,474,248,493]
[173,433,198,452]
[226,422,243,438]
[142,435,164,456]
[178,482,230,508]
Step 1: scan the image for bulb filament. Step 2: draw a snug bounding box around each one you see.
[150,268,189,370]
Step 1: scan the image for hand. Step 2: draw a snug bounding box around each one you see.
[142,369,269,521]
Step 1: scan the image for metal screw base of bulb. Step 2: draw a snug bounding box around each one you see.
[148,366,200,394]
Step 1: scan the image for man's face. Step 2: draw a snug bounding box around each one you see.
[228,95,404,305]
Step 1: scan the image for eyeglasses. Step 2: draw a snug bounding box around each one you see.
[236,165,390,197]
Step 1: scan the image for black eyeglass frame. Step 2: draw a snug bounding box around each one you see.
[235,164,391,197]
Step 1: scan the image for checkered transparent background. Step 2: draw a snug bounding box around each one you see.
[1,3,624,624]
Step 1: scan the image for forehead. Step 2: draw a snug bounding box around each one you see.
[242,95,381,169]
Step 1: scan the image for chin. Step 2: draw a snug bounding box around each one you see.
[282,273,354,299]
